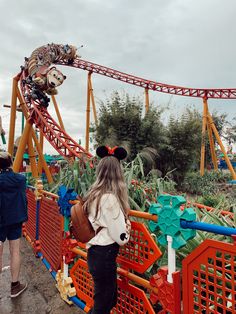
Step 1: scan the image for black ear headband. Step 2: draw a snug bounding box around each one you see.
[96,146,127,161]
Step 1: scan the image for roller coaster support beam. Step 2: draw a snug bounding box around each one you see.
[207,110,236,180]
[85,72,91,152]
[51,95,65,131]
[21,112,25,135]
[85,72,97,152]
[31,130,53,184]
[200,97,208,175]
[8,76,19,155]
[16,89,53,183]
[88,73,98,125]
[37,130,44,175]
[206,102,218,170]
[27,130,39,178]
[145,88,149,114]
[13,120,31,172]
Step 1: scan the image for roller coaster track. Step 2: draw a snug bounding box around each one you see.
[19,55,236,159]
[59,58,236,99]
[20,71,92,159]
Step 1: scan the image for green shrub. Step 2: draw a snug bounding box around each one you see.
[182,170,231,195]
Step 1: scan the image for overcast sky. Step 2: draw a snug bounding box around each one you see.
[0,0,236,153]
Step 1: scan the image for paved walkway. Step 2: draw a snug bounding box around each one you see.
[0,239,85,314]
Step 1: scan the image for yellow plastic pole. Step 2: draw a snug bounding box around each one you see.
[206,117,218,170]
[207,112,236,180]
[51,95,66,131]
[13,120,32,172]
[145,88,149,114]
[88,74,98,125]
[85,73,91,152]
[200,98,208,176]
[8,78,18,155]
[27,130,39,178]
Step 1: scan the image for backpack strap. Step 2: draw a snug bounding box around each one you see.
[95,226,103,235]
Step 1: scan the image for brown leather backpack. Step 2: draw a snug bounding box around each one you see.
[70,201,103,243]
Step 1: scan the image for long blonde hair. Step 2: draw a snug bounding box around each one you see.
[84,156,129,218]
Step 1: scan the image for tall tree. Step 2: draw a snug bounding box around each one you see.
[95,91,164,160]
[157,109,202,182]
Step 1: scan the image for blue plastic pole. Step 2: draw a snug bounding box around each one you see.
[69,296,86,310]
[180,220,236,236]
[37,252,57,279]
[37,253,87,310]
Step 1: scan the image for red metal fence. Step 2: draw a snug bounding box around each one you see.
[24,191,62,271]
[39,197,62,271]
[183,239,236,313]
[25,190,236,313]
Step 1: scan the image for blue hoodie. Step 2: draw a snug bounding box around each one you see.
[0,169,28,226]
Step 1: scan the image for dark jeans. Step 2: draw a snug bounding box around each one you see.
[87,242,119,314]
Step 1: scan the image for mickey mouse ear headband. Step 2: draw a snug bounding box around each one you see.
[96,146,127,161]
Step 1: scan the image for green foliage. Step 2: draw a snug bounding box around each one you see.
[196,193,229,208]
[157,109,202,182]
[48,158,97,196]
[48,153,176,213]
[95,92,236,185]
[182,170,231,195]
[95,91,165,160]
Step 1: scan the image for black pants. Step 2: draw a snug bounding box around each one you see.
[87,242,119,314]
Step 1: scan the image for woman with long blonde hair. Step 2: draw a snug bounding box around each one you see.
[84,146,131,314]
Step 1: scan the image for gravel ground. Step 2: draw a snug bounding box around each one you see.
[0,238,85,314]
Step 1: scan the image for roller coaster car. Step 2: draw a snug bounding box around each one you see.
[31,87,50,108]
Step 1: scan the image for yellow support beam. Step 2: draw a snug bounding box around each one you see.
[145,88,149,114]
[207,112,236,180]
[51,95,66,131]
[206,117,218,170]
[88,74,98,125]
[37,130,44,175]
[85,73,91,152]
[8,78,18,155]
[200,98,208,176]
[27,130,39,178]
[15,92,53,184]
[13,120,32,172]
[31,130,53,184]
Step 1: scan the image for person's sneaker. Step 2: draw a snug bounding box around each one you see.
[10,282,28,298]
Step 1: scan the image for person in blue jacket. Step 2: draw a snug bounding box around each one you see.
[0,152,28,297]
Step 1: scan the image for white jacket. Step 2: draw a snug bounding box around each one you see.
[87,193,131,248]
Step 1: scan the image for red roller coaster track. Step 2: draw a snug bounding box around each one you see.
[59,57,236,99]
[19,55,236,159]
[20,71,92,159]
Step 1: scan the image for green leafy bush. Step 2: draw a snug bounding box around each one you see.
[182,170,231,195]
